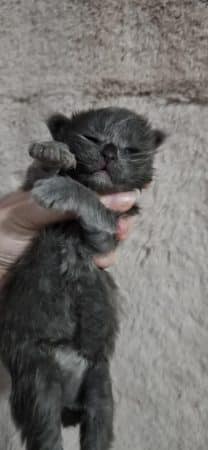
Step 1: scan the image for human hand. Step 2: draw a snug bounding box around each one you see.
[0,189,138,284]
[94,193,138,268]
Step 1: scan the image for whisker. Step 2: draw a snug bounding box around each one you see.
[120,155,155,165]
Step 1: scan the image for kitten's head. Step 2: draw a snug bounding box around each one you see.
[47,107,166,193]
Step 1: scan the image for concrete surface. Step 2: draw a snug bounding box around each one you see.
[0,1,207,449]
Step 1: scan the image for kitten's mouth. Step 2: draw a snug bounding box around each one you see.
[77,163,118,193]
[94,169,108,176]
[91,169,112,183]
[86,168,114,193]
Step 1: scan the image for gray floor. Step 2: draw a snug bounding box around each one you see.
[0,1,207,449]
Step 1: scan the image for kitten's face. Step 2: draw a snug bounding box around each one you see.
[47,107,165,194]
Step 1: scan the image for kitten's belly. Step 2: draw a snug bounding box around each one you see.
[0,226,118,364]
[54,347,89,403]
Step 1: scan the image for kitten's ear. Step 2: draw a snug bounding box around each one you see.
[152,129,166,149]
[46,113,71,140]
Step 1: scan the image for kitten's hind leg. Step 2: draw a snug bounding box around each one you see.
[79,363,114,450]
[10,359,63,450]
[29,141,76,169]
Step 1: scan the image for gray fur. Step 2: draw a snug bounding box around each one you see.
[0,107,165,450]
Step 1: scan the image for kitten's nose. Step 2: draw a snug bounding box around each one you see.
[102,143,118,162]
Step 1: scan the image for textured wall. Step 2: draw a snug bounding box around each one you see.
[0,1,207,449]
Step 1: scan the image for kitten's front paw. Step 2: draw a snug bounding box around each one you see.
[29,141,76,169]
[31,176,67,209]
[85,209,119,254]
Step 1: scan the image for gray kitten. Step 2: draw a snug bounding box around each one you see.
[0,107,165,450]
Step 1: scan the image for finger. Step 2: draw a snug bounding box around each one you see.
[116,216,136,240]
[93,251,117,269]
[3,192,75,235]
[0,190,27,209]
[100,190,139,212]
[19,195,76,230]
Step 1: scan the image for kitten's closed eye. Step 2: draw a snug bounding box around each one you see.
[123,147,138,156]
[83,135,100,144]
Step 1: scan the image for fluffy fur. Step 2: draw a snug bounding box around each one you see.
[0,107,165,450]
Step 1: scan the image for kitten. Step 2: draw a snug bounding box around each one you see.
[0,107,165,450]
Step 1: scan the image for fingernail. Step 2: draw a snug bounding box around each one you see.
[134,189,141,203]
[101,191,138,210]
[120,191,138,203]
[94,251,117,269]
[117,216,136,240]
[117,218,129,235]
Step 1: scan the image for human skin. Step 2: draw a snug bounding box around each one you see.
[0,190,138,285]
